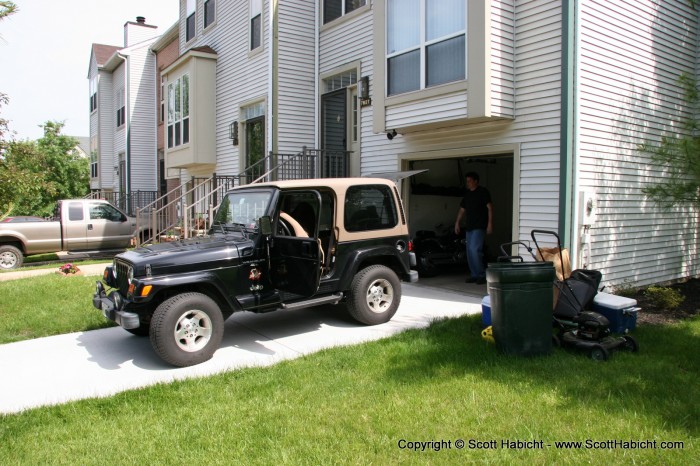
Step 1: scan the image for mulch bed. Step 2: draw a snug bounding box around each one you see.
[624,278,700,325]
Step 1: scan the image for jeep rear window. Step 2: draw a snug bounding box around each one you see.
[344,185,398,232]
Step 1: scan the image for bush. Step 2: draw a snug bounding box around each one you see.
[643,285,685,310]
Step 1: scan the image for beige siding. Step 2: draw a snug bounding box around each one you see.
[577,0,700,286]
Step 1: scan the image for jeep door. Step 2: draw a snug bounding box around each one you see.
[269,190,322,297]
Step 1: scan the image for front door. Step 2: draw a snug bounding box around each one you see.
[269,190,322,297]
[321,89,347,177]
[246,117,265,183]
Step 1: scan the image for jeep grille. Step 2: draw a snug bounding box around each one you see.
[114,259,131,294]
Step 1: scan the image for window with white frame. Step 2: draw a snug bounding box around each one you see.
[186,0,196,42]
[160,76,166,123]
[386,0,465,96]
[90,135,98,178]
[204,0,216,28]
[116,88,125,128]
[167,74,190,148]
[250,0,262,51]
[89,75,98,112]
[324,0,367,24]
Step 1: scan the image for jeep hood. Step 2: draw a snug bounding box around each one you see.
[116,234,256,276]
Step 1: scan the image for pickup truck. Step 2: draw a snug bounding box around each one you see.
[0,199,140,269]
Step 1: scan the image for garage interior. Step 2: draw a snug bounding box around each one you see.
[405,154,514,296]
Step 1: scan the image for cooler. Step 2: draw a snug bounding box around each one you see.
[481,295,491,328]
[592,292,640,334]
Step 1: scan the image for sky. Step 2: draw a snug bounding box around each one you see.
[0,0,179,141]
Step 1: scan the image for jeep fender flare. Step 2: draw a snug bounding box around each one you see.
[134,270,242,314]
[337,244,411,291]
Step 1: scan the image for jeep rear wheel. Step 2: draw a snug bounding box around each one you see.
[347,265,401,325]
[150,292,224,367]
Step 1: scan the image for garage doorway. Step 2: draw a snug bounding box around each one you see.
[404,153,515,293]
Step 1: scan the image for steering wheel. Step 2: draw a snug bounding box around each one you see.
[277,216,293,236]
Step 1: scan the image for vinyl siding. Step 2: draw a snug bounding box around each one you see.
[492,0,515,118]
[277,1,316,152]
[576,0,700,286]
[127,42,158,191]
[97,71,115,189]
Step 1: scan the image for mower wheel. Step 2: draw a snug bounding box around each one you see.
[621,335,639,353]
[589,344,609,361]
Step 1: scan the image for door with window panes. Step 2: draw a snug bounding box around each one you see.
[246,117,265,183]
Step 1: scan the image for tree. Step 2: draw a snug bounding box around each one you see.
[0,122,89,218]
[638,74,700,207]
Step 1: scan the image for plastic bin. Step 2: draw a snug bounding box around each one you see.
[481,295,491,328]
[592,292,639,334]
[486,261,556,356]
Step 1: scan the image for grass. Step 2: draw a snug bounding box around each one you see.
[0,258,111,273]
[0,273,114,343]
[0,312,697,464]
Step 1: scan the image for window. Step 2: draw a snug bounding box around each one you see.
[204,0,216,28]
[167,75,190,148]
[116,88,125,128]
[344,185,398,232]
[68,203,84,221]
[324,0,367,24]
[186,0,196,42]
[250,0,262,50]
[89,75,98,112]
[386,0,465,96]
[160,76,165,123]
[90,136,98,178]
[89,203,125,222]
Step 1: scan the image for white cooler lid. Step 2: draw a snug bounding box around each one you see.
[593,291,637,310]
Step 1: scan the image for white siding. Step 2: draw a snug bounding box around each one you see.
[97,71,115,189]
[127,42,158,191]
[112,62,127,190]
[577,0,700,286]
[277,1,316,152]
[492,0,515,117]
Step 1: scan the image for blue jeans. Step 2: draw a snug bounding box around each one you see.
[465,229,486,279]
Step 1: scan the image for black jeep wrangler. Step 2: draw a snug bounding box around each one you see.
[93,178,418,366]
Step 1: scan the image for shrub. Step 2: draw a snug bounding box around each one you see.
[643,285,685,310]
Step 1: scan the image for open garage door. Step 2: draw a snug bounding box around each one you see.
[406,154,514,288]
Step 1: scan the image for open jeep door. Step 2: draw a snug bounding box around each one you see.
[269,190,322,297]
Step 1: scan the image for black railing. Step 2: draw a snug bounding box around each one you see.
[87,190,158,216]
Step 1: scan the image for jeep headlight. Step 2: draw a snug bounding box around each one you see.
[112,259,118,279]
[128,266,134,284]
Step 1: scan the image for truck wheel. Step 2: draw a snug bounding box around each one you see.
[0,245,23,270]
[150,292,224,367]
[347,265,401,325]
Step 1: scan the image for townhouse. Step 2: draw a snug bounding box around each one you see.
[89,1,700,288]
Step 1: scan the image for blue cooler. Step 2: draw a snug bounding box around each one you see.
[592,292,640,334]
[481,295,491,328]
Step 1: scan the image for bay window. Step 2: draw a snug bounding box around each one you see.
[167,74,190,148]
[386,0,466,96]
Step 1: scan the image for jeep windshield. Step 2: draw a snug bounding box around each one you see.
[211,190,272,235]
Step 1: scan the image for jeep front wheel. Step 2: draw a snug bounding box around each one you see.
[150,292,224,367]
[347,265,401,325]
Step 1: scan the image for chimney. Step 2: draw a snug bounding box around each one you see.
[123,16,158,47]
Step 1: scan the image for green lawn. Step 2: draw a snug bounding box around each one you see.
[0,273,114,343]
[0,310,697,464]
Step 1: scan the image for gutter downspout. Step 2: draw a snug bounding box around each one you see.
[314,1,319,151]
[269,0,277,157]
[559,0,576,251]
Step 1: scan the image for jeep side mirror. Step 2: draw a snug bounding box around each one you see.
[259,216,272,235]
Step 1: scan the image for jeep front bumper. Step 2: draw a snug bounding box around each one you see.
[92,281,140,329]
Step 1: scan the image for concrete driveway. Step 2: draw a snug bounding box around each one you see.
[0,282,482,414]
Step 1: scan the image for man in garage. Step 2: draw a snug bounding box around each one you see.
[454,172,493,285]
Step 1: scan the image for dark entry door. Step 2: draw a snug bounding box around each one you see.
[246,116,265,183]
[321,89,347,177]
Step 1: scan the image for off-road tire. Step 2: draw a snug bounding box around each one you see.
[0,245,23,270]
[150,292,224,367]
[347,265,401,325]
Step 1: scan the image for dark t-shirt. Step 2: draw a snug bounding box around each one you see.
[459,186,491,230]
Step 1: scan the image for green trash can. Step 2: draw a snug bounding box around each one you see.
[486,261,555,356]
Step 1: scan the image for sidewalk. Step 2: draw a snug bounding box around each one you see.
[0,262,111,281]
[0,282,482,414]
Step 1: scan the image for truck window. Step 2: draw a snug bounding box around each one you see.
[68,202,84,221]
[90,203,125,222]
[344,185,397,232]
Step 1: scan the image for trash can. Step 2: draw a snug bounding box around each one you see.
[486,261,556,356]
